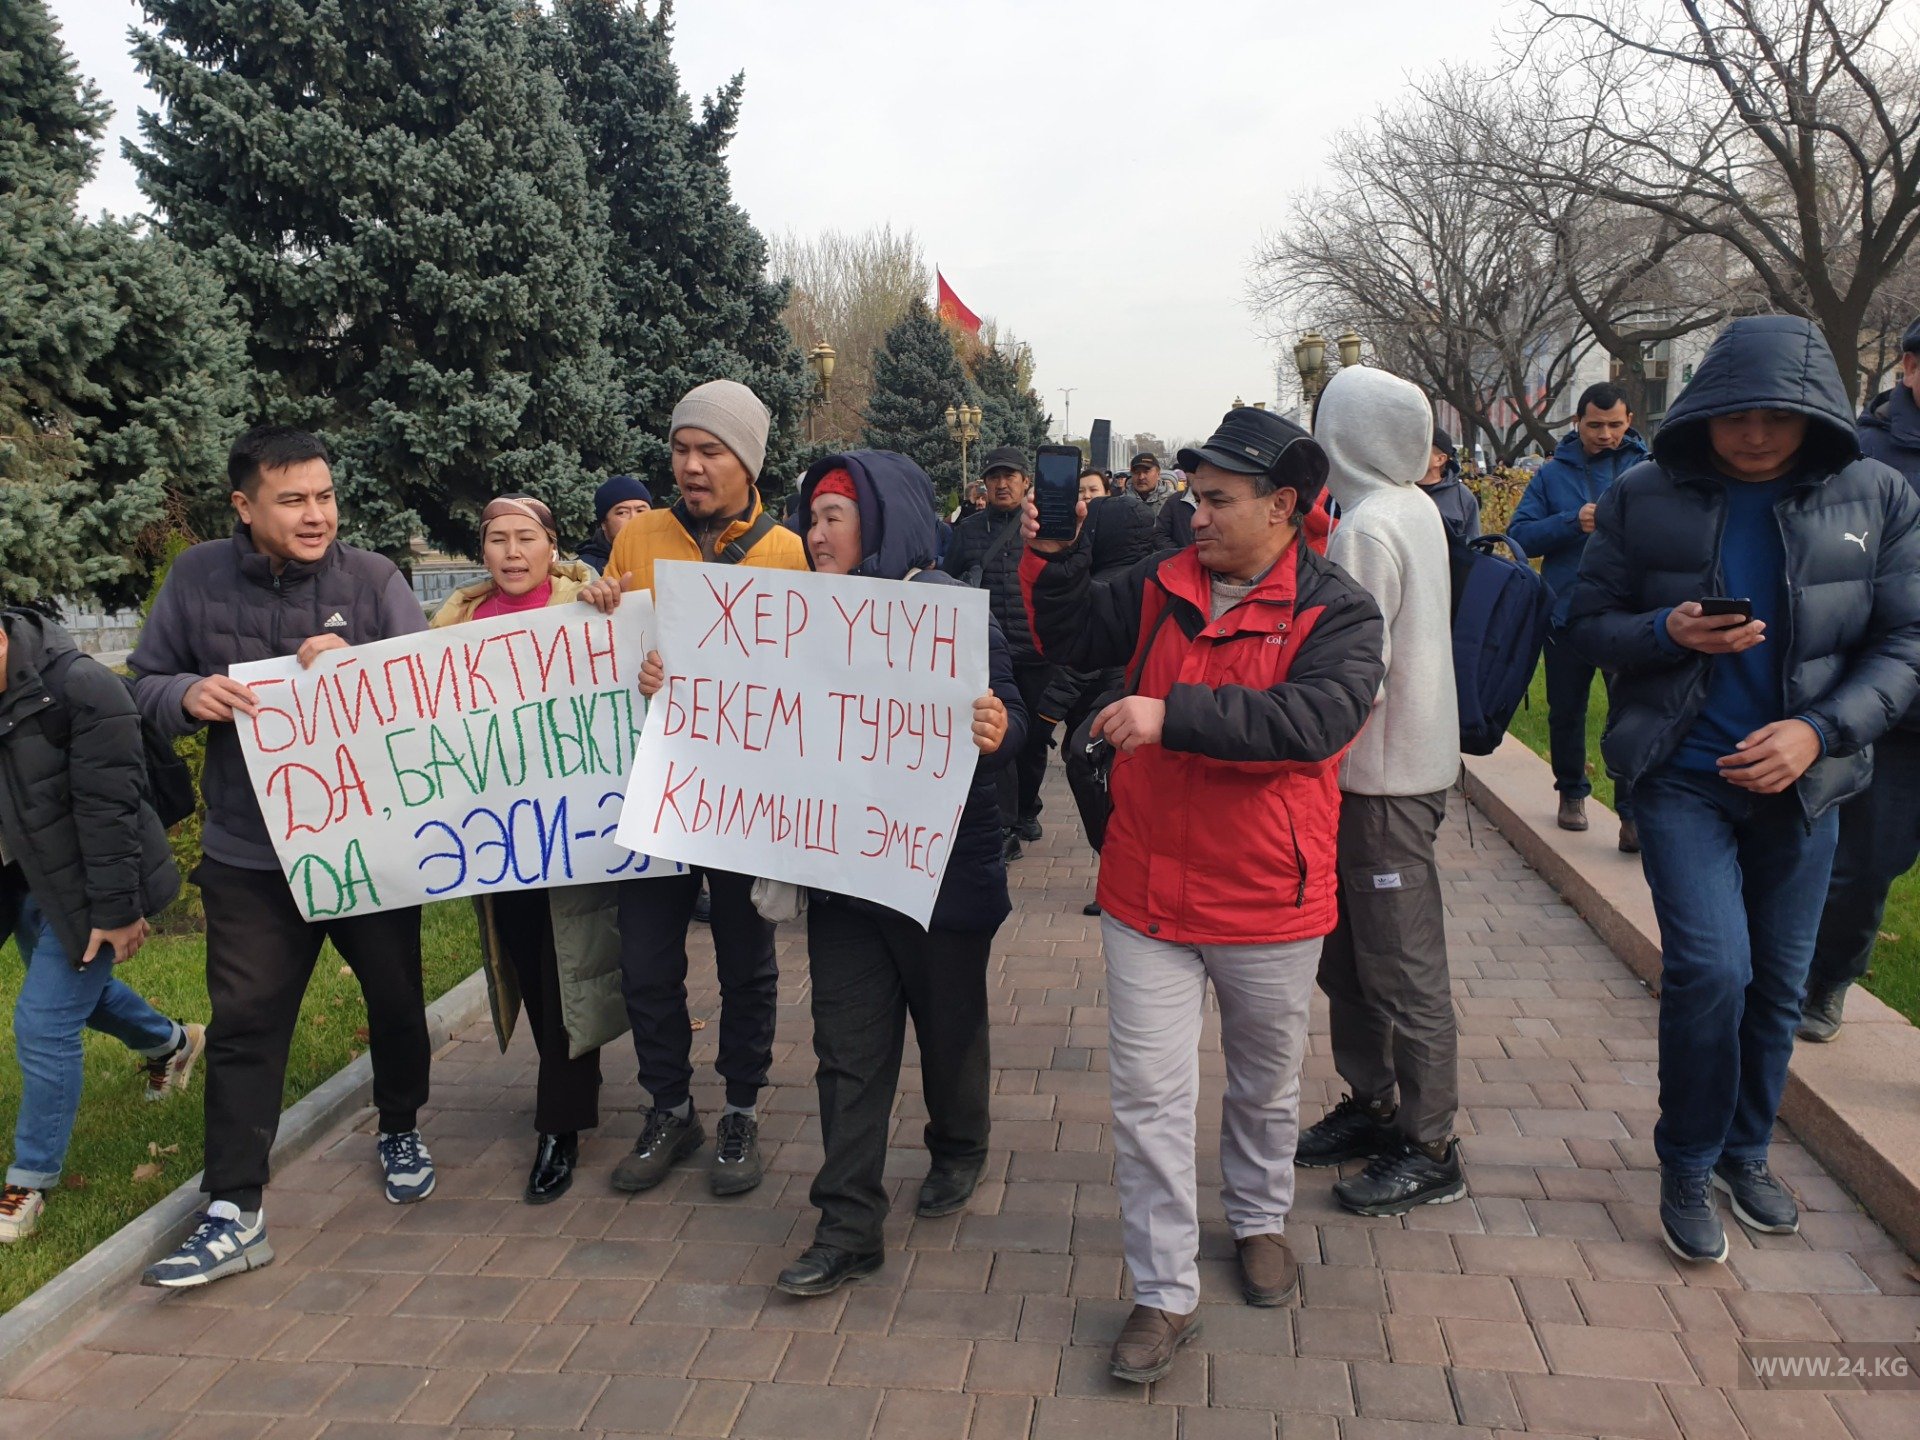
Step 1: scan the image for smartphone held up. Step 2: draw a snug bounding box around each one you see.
[1033,445,1083,542]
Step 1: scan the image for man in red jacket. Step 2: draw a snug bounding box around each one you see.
[1021,407,1385,1384]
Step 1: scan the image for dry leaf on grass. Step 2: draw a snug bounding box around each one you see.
[147,1142,180,1158]
[132,1162,165,1182]
[62,1174,88,1190]
[339,964,353,977]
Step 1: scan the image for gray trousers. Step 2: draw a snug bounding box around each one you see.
[1317,790,1458,1145]
[1103,916,1321,1315]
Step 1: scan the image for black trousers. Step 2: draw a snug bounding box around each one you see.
[805,902,992,1253]
[1807,731,1920,997]
[998,659,1061,828]
[194,858,430,1210]
[1542,632,1634,819]
[617,867,777,1111]
[490,890,601,1135]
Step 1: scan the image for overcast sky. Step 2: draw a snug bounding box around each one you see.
[53,0,1515,446]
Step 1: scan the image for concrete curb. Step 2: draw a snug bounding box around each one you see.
[1462,735,1920,1258]
[0,967,491,1391]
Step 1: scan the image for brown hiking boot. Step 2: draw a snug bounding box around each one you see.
[1236,1232,1299,1307]
[1108,1303,1202,1384]
[1557,796,1588,831]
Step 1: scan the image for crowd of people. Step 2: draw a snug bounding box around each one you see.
[3,314,1919,1386]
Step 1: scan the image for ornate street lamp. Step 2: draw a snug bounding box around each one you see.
[806,341,836,443]
[945,401,983,488]
[1337,331,1364,369]
[1294,331,1328,406]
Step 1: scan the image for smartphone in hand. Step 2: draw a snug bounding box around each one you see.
[1033,445,1083,542]
[1698,597,1754,623]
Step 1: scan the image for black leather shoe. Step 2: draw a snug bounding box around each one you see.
[1660,1166,1728,1263]
[693,886,712,924]
[1014,814,1043,842]
[1083,901,1102,917]
[916,1162,984,1218]
[776,1244,884,1297]
[525,1132,578,1205]
[1297,1094,1398,1168]
[1333,1138,1467,1216]
[1002,831,1023,862]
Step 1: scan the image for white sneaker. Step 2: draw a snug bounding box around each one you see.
[0,1185,46,1243]
[144,1023,206,1102]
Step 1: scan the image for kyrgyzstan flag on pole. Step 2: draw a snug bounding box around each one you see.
[937,269,983,336]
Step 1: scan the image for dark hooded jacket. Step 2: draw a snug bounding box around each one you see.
[0,610,180,965]
[1511,426,1650,624]
[797,450,1029,933]
[1565,316,1920,819]
[1858,381,1920,734]
[1417,437,1482,542]
[1858,381,1920,490]
[576,529,613,576]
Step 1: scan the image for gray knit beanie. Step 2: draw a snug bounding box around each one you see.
[670,379,770,480]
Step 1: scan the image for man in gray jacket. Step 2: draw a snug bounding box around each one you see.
[1300,367,1466,1216]
[132,425,434,1289]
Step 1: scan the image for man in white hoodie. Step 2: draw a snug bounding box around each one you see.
[1299,366,1467,1216]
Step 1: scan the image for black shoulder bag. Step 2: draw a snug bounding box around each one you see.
[1065,599,1179,852]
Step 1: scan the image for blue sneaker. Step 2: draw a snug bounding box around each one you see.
[141,1207,272,1287]
[378,1130,435,1204]
[1659,1167,1728,1264]
[1713,1157,1799,1234]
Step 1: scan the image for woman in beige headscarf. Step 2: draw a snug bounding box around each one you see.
[433,495,627,1203]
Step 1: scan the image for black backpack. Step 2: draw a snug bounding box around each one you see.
[40,649,199,829]
[1447,531,1554,755]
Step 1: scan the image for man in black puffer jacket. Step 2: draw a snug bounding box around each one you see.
[1565,315,1920,1267]
[131,425,435,1288]
[1800,316,1920,1041]
[942,447,1076,857]
[1,609,196,1244]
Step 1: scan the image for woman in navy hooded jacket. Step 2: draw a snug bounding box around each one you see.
[771,450,1029,1299]
[1564,316,1920,1266]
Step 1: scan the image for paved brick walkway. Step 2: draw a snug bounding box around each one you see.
[5,781,1918,1439]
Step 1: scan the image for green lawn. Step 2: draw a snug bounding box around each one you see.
[1506,661,1920,1024]
[0,901,481,1314]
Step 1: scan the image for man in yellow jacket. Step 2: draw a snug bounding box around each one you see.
[607,380,807,1199]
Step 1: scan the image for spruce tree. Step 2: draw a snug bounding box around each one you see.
[0,0,248,608]
[862,299,979,496]
[548,0,809,502]
[130,0,624,558]
[971,344,1050,454]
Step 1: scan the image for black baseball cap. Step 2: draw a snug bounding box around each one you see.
[980,446,1028,476]
[1178,408,1330,495]
[1128,451,1160,469]
[1903,317,1920,355]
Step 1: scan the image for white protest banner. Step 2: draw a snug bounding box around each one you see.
[615,560,989,928]
[231,597,679,920]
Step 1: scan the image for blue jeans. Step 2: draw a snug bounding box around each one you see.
[1634,766,1838,1171]
[8,895,179,1190]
